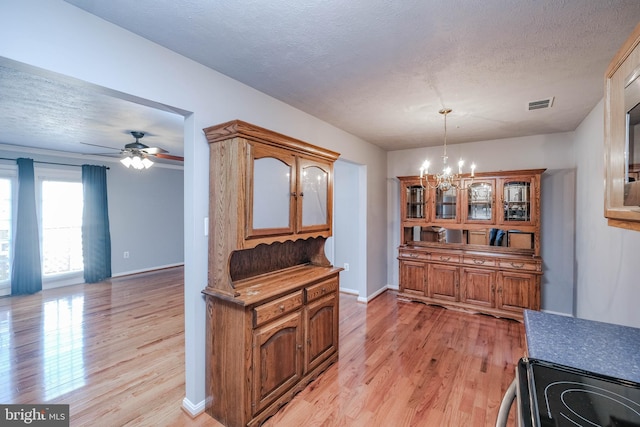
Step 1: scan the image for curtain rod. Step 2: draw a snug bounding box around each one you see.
[0,157,110,169]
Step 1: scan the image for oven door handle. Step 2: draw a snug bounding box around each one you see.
[495,378,517,427]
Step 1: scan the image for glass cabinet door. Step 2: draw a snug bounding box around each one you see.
[434,186,458,222]
[297,158,332,233]
[500,179,532,224]
[464,179,495,223]
[405,184,426,220]
[247,145,296,238]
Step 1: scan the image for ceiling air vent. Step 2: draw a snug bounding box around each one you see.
[528,97,554,111]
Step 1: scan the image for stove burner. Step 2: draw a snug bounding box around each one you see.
[543,381,640,426]
[522,359,640,427]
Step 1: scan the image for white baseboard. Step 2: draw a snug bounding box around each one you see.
[357,284,393,303]
[181,396,205,418]
[112,262,184,278]
[339,287,359,295]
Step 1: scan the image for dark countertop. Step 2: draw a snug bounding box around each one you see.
[524,309,640,383]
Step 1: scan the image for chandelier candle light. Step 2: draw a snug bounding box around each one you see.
[419,108,475,191]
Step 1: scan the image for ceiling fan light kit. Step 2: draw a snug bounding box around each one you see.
[80,130,183,169]
[120,154,153,169]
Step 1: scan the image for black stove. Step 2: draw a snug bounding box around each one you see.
[517,358,640,427]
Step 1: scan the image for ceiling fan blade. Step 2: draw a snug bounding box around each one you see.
[141,146,169,155]
[154,153,184,161]
[80,141,120,151]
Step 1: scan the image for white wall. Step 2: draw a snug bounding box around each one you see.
[334,159,366,297]
[574,100,640,327]
[107,163,184,275]
[0,0,388,411]
[387,131,576,315]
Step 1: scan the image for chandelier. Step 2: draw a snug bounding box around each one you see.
[120,151,154,170]
[419,108,475,191]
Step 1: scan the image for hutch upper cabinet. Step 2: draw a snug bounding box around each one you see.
[203,120,341,427]
[397,169,544,321]
[248,143,333,240]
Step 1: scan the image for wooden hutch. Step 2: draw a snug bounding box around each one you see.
[397,169,545,321]
[202,120,341,427]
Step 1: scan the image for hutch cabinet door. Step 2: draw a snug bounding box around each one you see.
[427,263,459,302]
[247,143,296,239]
[498,176,537,226]
[460,267,495,308]
[496,271,538,314]
[252,310,303,414]
[297,156,332,233]
[399,260,427,295]
[433,186,460,223]
[463,179,495,223]
[304,293,338,373]
[401,179,429,222]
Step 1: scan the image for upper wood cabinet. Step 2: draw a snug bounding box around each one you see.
[604,23,640,231]
[398,169,544,255]
[204,120,340,297]
[206,120,338,248]
[246,144,333,239]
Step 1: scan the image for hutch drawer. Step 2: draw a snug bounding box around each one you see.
[254,290,304,327]
[306,277,338,302]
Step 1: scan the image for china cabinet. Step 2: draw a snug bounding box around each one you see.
[203,120,341,427]
[397,169,544,321]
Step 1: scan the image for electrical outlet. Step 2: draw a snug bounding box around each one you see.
[123,251,129,259]
[343,263,349,271]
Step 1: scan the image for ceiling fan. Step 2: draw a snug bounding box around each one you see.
[81,131,184,169]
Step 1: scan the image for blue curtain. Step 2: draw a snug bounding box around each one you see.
[82,165,112,283]
[11,158,42,295]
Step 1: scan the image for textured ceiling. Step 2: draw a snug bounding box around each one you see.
[1,1,640,158]
[0,60,185,161]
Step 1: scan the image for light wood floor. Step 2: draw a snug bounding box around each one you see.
[0,267,523,426]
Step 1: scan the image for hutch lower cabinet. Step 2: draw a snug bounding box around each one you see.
[204,266,340,427]
[398,245,541,320]
[203,120,341,427]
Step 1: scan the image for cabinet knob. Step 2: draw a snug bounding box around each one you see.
[440,256,450,261]
[321,287,326,293]
[473,258,485,265]
[510,262,525,269]
[279,304,285,311]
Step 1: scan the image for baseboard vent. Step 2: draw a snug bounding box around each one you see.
[528,97,554,110]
